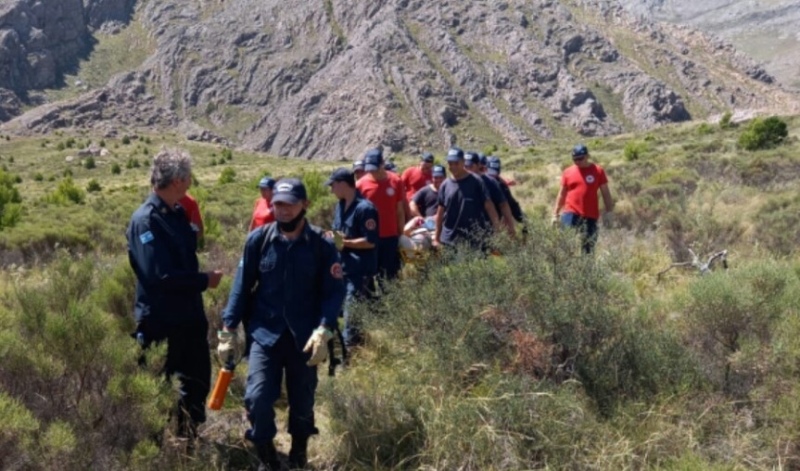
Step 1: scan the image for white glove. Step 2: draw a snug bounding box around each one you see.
[333,231,345,251]
[303,327,334,366]
[217,330,239,365]
[551,214,560,227]
[603,211,613,229]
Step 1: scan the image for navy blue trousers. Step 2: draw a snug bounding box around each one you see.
[560,212,598,254]
[342,273,374,346]
[376,236,401,280]
[136,316,211,428]
[244,331,318,443]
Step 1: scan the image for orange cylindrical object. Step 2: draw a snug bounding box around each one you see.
[207,367,234,410]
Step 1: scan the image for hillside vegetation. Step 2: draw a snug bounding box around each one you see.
[1,115,800,469]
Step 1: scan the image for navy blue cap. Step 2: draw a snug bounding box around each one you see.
[446,147,464,162]
[487,158,501,176]
[479,153,488,166]
[385,161,397,172]
[464,152,480,167]
[258,177,276,189]
[271,178,307,204]
[421,152,434,163]
[572,144,589,158]
[353,160,365,170]
[326,168,355,186]
[432,165,446,177]
[364,148,383,171]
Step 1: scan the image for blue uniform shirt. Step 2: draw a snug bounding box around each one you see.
[437,173,492,246]
[333,194,379,277]
[127,193,209,325]
[223,222,346,351]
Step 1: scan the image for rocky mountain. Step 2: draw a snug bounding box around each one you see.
[618,0,800,89]
[1,0,799,159]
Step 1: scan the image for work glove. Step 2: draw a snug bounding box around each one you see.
[303,327,334,367]
[551,214,560,228]
[603,211,613,229]
[333,231,344,251]
[217,330,240,365]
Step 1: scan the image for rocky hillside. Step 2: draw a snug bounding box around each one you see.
[618,0,800,89]
[1,0,799,159]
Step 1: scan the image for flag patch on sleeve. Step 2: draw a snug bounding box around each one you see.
[139,231,155,244]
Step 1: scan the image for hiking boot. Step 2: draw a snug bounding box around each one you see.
[256,441,280,471]
[288,435,309,469]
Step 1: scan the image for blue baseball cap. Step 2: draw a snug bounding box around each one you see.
[487,158,501,176]
[272,178,307,204]
[353,160,365,171]
[432,165,446,177]
[479,153,488,167]
[326,168,355,186]
[446,147,464,162]
[258,177,276,189]
[363,148,383,171]
[572,144,589,158]
[385,161,397,172]
[464,152,480,167]
[421,152,434,163]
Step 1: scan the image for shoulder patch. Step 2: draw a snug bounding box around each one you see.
[330,262,343,280]
[365,218,377,231]
[139,231,155,244]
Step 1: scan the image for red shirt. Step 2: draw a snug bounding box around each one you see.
[178,194,203,234]
[561,163,608,220]
[250,198,274,230]
[356,172,405,237]
[401,166,432,201]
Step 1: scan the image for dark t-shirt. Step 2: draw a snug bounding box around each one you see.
[437,174,491,247]
[479,173,506,212]
[412,186,438,217]
[491,175,523,222]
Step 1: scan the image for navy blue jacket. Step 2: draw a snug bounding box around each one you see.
[223,221,346,351]
[333,194,379,277]
[127,194,209,325]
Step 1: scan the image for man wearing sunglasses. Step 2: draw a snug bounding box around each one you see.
[552,144,614,254]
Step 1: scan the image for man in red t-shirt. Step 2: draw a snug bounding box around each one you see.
[249,177,276,231]
[178,193,204,247]
[356,148,406,280]
[552,144,614,253]
[400,152,434,201]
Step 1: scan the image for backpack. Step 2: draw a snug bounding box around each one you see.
[242,222,347,376]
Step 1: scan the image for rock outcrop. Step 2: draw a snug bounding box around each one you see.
[1,0,799,159]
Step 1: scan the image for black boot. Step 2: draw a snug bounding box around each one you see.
[288,435,309,469]
[256,441,280,471]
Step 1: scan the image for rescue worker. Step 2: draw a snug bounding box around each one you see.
[409,164,445,218]
[552,144,614,253]
[327,168,379,347]
[178,192,204,245]
[401,151,434,202]
[465,151,515,238]
[352,160,366,181]
[434,147,500,250]
[127,148,224,443]
[218,178,346,471]
[356,148,406,281]
[486,157,524,225]
[249,177,276,231]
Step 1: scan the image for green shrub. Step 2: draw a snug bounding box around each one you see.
[65,137,76,148]
[302,170,336,225]
[753,193,800,255]
[218,167,236,184]
[43,177,86,205]
[86,179,102,192]
[0,168,23,229]
[221,148,233,161]
[33,173,44,181]
[121,136,131,145]
[697,122,714,135]
[56,142,65,151]
[719,111,734,129]
[623,140,647,161]
[83,156,96,169]
[111,163,121,175]
[738,116,788,151]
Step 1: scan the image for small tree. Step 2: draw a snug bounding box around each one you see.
[84,156,96,169]
[86,179,102,192]
[111,163,121,175]
[738,116,788,151]
[218,167,236,184]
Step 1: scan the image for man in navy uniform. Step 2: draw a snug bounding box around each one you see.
[464,151,515,238]
[327,168,379,347]
[486,157,524,226]
[218,178,346,471]
[127,148,224,442]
